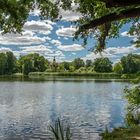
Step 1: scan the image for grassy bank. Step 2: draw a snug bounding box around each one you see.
[0,72,139,81]
[29,72,140,79]
[29,72,122,79]
[101,126,140,140]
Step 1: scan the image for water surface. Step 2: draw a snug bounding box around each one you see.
[0,77,129,139]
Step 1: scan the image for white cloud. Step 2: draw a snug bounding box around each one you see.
[56,26,77,37]
[60,10,81,21]
[46,36,51,41]
[51,39,61,46]
[0,31,46,45]
[20,45,53,54]
[24,20,53,35]
[43,50,65,57]
[83,45,140,61]
[83,51,114,61]
[59,3,81,21]
[0,47,12,53]
[19,45,65,62]
[0,48,21,58]
[105,46,137,55]
[58,44,84,51]
[44,50,65,62]
[121,31,137,38]
[30,2,81,22]
[121,31,129,37]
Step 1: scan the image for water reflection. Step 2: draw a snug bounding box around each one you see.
[0,78,129,139]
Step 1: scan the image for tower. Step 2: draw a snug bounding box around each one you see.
[53,56,56,64]
[52,56,56,72]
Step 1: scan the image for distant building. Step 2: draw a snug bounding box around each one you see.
[50,56,57,72]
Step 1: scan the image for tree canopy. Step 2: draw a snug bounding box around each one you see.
[73,0,140,51]
[93,57,112,72]
[0,51,16,74]
[0,0,139,51]
[121,54,140,74]
[19,53,47,75]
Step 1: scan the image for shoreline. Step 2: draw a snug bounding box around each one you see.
[0,72,137,82]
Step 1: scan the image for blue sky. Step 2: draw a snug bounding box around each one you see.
[0,9,139,63]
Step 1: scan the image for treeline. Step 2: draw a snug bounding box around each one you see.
[0,52,140,75]
[0,52,47,75]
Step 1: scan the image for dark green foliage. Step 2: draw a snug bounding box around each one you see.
[0,53,7,75]
[73,0,139,51]
[124,86,140,111]
[86,59,92,67]
[19,53,47,75]
[93,57,112,73]
[121,54,140,74]
[0,52,16,75]
[0,0,139,52]
[72,58,85,69]
[0,0,61,33]
[129,22,140,48]
[1,52,140,76]
[62,62,71,71]
[5,51,17,74]
[125,111,140,127]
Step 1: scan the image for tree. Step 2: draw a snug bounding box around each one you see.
[124,85,140,126]
[0,0,62,33]
[0,0,139,52]
[18,53,47,75]
[0,52,16,75]
[5,51,16,74]
[0,53,7,75]
[121,54,140,74]
[62,62,71,71]
[113,62,123,74]
[22,58,33,75]
[72,58,85,69]
[86,60,92,67]
[129,22,140,48]
[69,66,75,72]
[93,57,112,73]
[32,54,46,72]
[73,0,140,51]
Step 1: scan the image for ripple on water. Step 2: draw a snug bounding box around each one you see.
[0,80,129,139]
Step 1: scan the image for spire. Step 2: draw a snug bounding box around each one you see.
[52,51,56,72]
[53,56,56,63]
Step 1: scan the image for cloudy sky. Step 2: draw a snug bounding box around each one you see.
[0,9,139,63]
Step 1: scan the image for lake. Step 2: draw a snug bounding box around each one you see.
[0,77,130,140]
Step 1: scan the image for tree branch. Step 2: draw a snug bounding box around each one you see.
[79,8,140,31]
[105,0,140,8]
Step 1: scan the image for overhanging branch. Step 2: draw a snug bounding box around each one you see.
[79,8,140,31]
[105,0,140,8]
